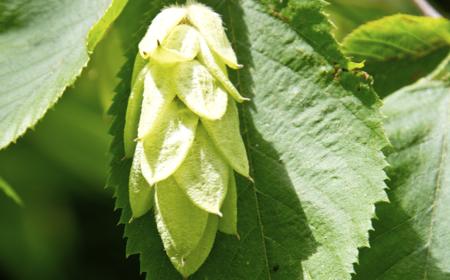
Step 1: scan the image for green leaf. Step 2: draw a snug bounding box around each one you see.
[137,63,177,139]
[175,60,228,121]
[0,0,127,150]
[173,125,229,216]
[0,177,22,206]
[218,170,238,235]
[174,214,219,277]
[198,36,248,103]
[187,3,240,69]
[343,15,450,97]
[108,0,388,279]
[155,177,209,259]
[124,63,147,158]
[151,24,200,64]
[324,0,420,41]
[129,142,154,219]
[202,98,250,178]
[354,54,450,279]
[140,99,198,185]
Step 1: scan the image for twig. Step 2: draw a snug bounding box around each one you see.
[412,0,442,18]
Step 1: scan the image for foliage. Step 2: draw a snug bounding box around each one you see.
[0,0,126,150]
[0,0,449,280]
[354,53,450,280]
[325,0,420,40]
[109,0,388,279]
[343,15,450,97]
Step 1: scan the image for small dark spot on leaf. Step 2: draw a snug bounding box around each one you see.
[272,264,280,272]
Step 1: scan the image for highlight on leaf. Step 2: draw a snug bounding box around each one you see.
[123,2,250,277]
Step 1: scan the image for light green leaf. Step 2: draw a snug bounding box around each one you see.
[109,0,388,279]
[172,214,219,277]
[138,6,187,59]
[0,0,127,150]
[152,24,200,64]
[202,97,249,178]
[129,142,154,219]
[140,99,198,185]
[131,54,148,86]
[175,60,228,120]
[324,0,420,41]
[343,15,450,97]
[155,177,209,261]
[137,63,177,139]
[173,125,229,216]
[124,64,147,158]
[198,37,248,103]
[0,177,22,206]
[187,3,241,69]
[218,170,237,235]
[354,55,450,279]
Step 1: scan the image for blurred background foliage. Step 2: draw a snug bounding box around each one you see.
[0,0,448,279]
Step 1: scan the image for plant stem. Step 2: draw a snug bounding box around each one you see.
[412,0,442,17]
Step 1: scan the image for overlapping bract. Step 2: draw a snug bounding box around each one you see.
[123,3,249,277]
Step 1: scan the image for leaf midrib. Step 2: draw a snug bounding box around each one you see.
[422,94,450,279]
[375,89,450,280]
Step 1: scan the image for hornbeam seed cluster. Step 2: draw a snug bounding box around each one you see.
[123,3,250,277]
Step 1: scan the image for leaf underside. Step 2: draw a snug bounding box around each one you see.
[0,0,127,150]
[354,55,450,279]
[108,0,388,279]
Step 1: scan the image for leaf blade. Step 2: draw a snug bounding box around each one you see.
[0,0,127,149]
[343,15,450,97]
[173,125,229,216]
[354,55,450,280]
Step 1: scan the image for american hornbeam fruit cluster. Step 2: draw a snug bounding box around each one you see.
[123,3,251,277]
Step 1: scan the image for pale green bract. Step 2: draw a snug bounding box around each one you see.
[123,3,249,277]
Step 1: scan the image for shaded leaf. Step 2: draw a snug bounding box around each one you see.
[174,214,219,277]
[129,142,154,219]
[202,97,249,178]
[218,170,238,235]
[354,55,450,280]
[124,64,147,158]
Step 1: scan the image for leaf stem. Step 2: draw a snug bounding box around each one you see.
[412,0,442,18]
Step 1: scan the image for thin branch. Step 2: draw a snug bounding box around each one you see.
[413,0,442,18]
